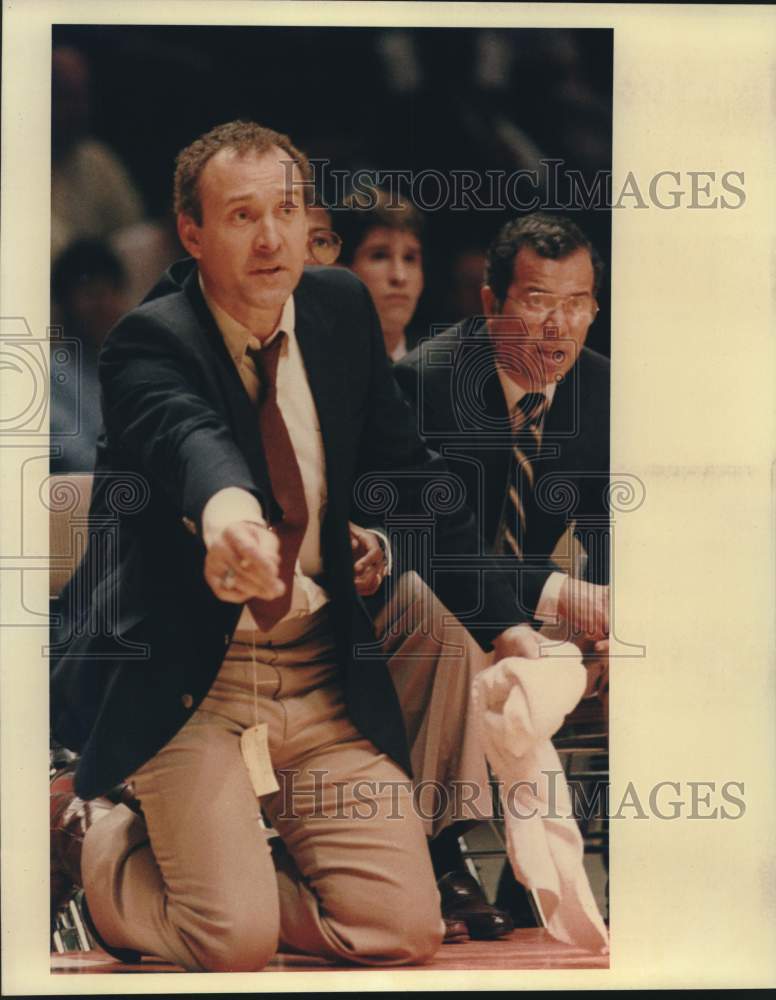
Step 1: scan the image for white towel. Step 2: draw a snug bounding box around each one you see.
[471,642,609,953]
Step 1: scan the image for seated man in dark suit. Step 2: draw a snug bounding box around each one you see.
[49,120,542,971]
[393,211,610,920]
[395,211,609,648]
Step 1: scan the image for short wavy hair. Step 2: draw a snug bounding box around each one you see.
[173,120,313,224]
[332,186,425,266]
[485,212,604,305]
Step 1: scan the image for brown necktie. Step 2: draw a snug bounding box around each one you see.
[245,333,309,630]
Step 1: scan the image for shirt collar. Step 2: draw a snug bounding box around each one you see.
[388,335,408,363]
[495,360,557,415]
[198,271,295,362]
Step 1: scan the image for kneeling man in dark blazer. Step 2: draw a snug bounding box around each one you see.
[49,121,541,971]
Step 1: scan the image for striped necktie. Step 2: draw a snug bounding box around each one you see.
[500,392,548,559]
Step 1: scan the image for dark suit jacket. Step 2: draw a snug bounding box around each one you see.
[51,264,525,799]
[394,316,610,620]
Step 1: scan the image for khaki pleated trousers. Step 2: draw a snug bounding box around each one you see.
[82,607,444,971]
[377,572,495,839]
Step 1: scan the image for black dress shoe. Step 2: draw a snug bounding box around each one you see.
[438,871,514,940]
[442,917,470,944]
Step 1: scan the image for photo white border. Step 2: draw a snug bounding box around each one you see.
[2,1,775,992]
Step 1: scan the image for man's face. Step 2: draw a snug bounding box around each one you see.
[481,246,597,390]
[350,227,424,337]
[177,146,309,332]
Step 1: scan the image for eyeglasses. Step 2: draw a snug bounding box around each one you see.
[307,229,342,266]
[504,291,599,322]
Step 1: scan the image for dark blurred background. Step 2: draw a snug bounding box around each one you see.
[51,24,612,355]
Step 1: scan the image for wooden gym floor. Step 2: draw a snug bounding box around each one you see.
[52,929,608,975]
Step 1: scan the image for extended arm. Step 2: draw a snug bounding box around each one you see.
[99,313,282,601]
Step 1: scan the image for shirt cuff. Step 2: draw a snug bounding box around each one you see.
[366,527,393,576]
[201,487,266,548]
[533,571,567,625]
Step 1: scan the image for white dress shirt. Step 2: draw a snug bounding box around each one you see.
[200,280,330,629]
[199,278,390,630]
[388,336,408,363]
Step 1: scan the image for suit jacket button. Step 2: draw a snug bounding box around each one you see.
[181,693,193,709]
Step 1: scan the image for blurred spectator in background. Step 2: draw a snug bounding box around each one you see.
[110,215,183,309]
[306,203,333,235]
[371,28,609,178]
[510,30,612,175]
[52,46,145,259]
[49,25,611,355]
[448,245,488,321]
[50,239,128,473]
[334,188,425,361]
[304,203,343,266]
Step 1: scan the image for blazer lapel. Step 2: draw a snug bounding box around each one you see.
[181,269,273,499]
[292,276,349,511]
[455,316,511,433]
[453,318,514,545]
[539,363,574,479]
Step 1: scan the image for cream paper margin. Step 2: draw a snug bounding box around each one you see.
[1,0,774,992]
